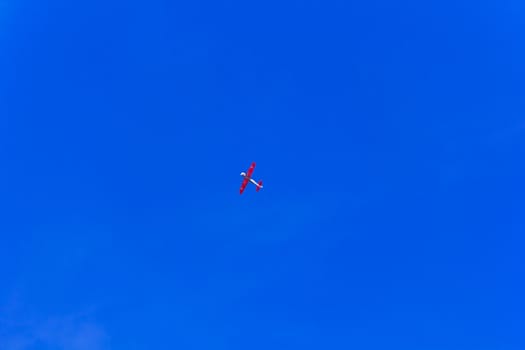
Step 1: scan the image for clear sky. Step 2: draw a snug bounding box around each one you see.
[1,0,524,349]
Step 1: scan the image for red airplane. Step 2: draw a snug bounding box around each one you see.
[239,162,263,194]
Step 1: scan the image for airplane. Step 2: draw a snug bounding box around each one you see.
[239,162,263,194]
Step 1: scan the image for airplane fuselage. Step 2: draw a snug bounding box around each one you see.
[240,172,263,188]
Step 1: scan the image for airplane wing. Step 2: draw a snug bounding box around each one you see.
[239,162,256,194]
[239,177,249,194]
[245,162,256,178]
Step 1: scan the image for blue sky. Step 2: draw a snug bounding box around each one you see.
[1,0,524,349]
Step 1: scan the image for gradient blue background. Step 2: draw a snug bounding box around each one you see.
[1,0,524,349]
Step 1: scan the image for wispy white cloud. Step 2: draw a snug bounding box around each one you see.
[0,298,110,350]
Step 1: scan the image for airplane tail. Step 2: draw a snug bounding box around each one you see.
[256,180,263,192]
